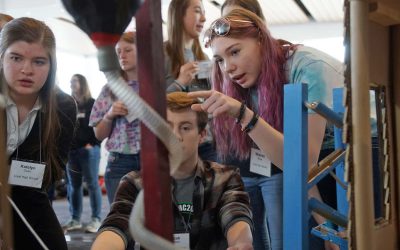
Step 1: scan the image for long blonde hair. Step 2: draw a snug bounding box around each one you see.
[165,0,207,78]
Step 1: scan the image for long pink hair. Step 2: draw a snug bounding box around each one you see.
[209,9,298,160]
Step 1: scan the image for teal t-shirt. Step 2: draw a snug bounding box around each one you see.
[285,45,344,112]
[285,46,344,149]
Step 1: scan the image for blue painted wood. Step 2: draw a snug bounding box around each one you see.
[311,225,348,248]
[333,88,348,231]
[283,83,308,250]
[308,198,348,228]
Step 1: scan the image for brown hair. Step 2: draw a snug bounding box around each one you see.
[165,0,207,78]
[72,73,92,102]
[0,13,13,30]
[118,31,136,81]
[167,92,208,132]
[0,17,61,187]
[220,1,292,46]
[221,0,265,21]
[106,31,137,101]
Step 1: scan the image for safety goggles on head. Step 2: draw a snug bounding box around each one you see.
[203,17,254,48]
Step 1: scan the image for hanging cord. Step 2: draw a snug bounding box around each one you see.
[1,94,48,249]
[7,196,49,250]
[0,182,49,250]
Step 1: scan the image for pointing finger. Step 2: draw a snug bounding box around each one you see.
[191,104,203,112]
[187,90,212,99]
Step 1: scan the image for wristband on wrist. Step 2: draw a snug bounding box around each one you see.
[235,102,246,124]
[174,80,188,92]
[242,112,259,133]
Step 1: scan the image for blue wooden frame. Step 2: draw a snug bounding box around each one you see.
[333,88,348,226]
[283,85,348,249]
[283,83,309,250]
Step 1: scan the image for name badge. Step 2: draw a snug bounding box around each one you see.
[174,233,190,249]
[8,160,46,188]
[250,148,271,177]
[77,112,85,118]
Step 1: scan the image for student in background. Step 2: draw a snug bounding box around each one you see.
[63,73,102,233]
[2,17,76,249]
[190,9,343,250]
[164,0,209,93]
[221,0,265,21]
[90,32,141,205]
[165,0,217,162]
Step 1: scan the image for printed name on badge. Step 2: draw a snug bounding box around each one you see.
[250,148,271,177]
[8,160,45,188]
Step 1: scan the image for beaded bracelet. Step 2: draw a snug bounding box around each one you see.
[242,112,259,133]
[235,102,246,124]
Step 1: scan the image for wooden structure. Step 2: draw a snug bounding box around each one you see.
[283,0,400,249]
[0,101,12,249]
[135,0,173,241]
[349,0,399,249]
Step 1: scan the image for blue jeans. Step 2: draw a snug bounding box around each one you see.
[105,152,140,204]
[243,174,283,250]
[66,145,102,220]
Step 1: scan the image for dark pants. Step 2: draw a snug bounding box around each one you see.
[12,187,67,250]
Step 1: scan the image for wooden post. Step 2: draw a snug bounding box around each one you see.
[135,0,173,242]
[350,0,375,249]
[0,99,13,248]
[283,83,308,250]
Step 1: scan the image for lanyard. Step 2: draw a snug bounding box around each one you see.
[177,208,192,233]
[15,112,42,162]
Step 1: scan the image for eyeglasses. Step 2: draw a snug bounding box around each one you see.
[203,18,254,48]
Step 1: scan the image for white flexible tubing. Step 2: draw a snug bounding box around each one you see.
[0,94,5,108]
[129,191,183,250]
[104,70,182,171]
[104,70,184,249]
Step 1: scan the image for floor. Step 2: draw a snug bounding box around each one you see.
[53,195,110,250]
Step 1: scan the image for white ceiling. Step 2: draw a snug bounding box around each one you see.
[0,0,344,56]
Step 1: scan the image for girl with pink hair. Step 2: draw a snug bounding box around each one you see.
[190,9,343,250]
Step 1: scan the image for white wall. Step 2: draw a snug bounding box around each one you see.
[56,52,106,99]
